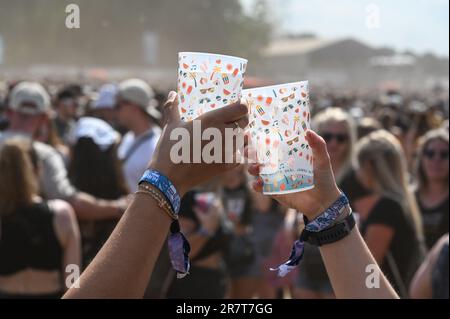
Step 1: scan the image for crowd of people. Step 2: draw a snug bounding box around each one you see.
[0,78,448,299]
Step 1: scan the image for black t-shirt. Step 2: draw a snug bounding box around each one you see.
[416,193,449,249]
[221,184,253,226]
[339,169,372,204]
[360,197,425,295]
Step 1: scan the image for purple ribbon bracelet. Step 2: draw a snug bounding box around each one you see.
[270,193,349,277]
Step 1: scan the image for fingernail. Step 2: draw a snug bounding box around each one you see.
[168,91,177,101]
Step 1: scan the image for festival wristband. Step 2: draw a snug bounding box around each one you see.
[304,192,350,232]
[139,169,181,215]
[168,220,191,279]
[270,192,351,277]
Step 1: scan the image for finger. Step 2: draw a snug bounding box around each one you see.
[163,91,180,124]
[252,177,264,193]
[222,116,249,130]
[247,163,261,176]
[243,145,258,163]
[305,130,332,170]
[202,100,248,124]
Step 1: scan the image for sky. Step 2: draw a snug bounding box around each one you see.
[241,0,449,57]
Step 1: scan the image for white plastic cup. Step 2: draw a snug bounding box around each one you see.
[177,52,248,122]
[243,81,314,195]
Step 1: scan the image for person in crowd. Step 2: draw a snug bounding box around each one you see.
[248,191,285,298]
[357,117,382,139]
[403,104,444,172]
[53,87,79,145]
[410,234,449,299]
[354,130,426,297]
[219,166,255,299]
[165,191,231,299]
[64,92,398,299]
[68,117,129,268]
[88,83,118,126]
[116,78,162,193]
[0,138,81,298]
[414,129,449,249]
[0,81,128,221]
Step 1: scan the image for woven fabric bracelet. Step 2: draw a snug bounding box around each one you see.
[137,170,189,279]
[270,193,350,277]
[139,169,181,215]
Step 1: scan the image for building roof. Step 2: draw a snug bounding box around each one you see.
[262,37,369,58]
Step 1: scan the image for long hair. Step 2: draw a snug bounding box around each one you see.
[69,138,129,200]
[414,128,449,191]
[0,138,39,217]
[313,107,356,183]
[354,130,423,237]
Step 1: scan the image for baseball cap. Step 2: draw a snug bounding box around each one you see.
[117,78,161,120]
[10,81,51,115]
[94,84,117,110]
[69,117,120,151]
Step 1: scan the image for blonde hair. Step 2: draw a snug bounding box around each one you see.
[354,130,423,237]
[313,107,356,183]
[0,138,39,217]
[414,128,449,190]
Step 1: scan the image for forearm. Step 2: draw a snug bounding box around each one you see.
[319,227,399,299]
[63,193,171,298]
[69,192,123,221]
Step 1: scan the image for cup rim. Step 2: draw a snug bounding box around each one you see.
[243,81,309,95]
[178,52,248,64]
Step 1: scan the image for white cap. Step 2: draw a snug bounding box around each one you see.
[70,117,120,151]
[118,78,161,120]
[10,82,51,115]
[94,84,117,110]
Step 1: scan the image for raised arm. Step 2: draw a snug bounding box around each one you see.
[248,131,399,299]
[64,92,248,298]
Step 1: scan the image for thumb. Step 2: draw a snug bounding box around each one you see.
[163,91,180,124]
[305,130,332,171]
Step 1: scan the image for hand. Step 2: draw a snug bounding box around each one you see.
[149,92,249,196]
[247,130,341,220]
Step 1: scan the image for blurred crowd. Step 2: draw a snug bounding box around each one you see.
[0,78,448,299]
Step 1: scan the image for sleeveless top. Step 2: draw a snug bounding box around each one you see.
[0,202,63,275]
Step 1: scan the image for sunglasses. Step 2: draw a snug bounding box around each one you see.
[282,104,295,112]
[288,148,299,156]
[286,136,299,146]
[199,98,212,104]
[281,93,296,103]
[322,133,348,144]
[200,87,215,94]
[424,149,449,160]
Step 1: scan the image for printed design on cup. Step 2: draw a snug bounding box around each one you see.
[177,52,247,122]
[244,81,314,195]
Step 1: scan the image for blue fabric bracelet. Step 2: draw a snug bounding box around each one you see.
[270,192,350,277]
[139,169,181,215]
[304,193,350,232]
[138,169,189,278]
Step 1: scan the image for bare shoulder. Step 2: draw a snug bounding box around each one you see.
[48,199,78,245]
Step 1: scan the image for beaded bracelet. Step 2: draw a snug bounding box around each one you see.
[136,184,178,220]
[139,169,181,215]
